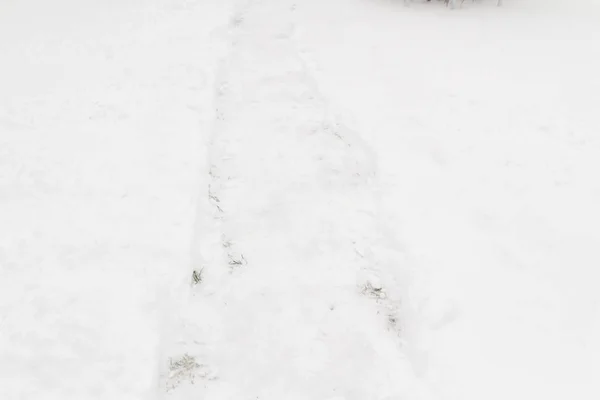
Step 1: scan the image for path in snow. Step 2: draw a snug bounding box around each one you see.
[161,1,430,399]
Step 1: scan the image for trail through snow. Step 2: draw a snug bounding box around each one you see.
[162,1,429,399]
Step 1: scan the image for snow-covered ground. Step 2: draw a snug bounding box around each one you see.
[1,0,599,399]
[0,1,234,398]
[291,1,600,399]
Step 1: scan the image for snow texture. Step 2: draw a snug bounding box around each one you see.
[1,0,599,400]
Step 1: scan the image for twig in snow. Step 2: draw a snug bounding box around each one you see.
[191,269,203,285]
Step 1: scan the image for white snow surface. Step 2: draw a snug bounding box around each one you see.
[1,0,599,400]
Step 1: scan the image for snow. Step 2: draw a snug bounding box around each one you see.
[291,1,600,399]
[1,0,599,399]
[0,1,233,398]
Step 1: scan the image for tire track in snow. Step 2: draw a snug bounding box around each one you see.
[153,1,237,397]
[288,13,432,381]
[168,1,433,399]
